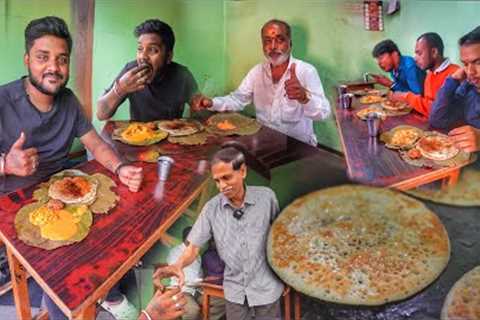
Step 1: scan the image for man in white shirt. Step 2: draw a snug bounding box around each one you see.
[166,227,203,320]
[192,19,331,146]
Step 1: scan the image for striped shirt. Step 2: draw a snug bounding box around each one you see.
[188,186,284,306]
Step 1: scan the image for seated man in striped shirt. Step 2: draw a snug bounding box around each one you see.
[388,33,460,117]
[156,145,284,320]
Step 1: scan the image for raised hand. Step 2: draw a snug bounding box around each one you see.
[190,93,213,111]
[5,132,39,177]
[118,165,143,192]
[144,287,186,320]
[116,64,152,96]
[451,67,467,82]
[370,74,393,88]
[448,125,480,153]
[284,63,309,104]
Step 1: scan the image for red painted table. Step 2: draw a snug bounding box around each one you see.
[335,83,472,190]
[0,156,209,319]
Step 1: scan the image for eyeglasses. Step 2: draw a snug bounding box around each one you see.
[233,209,244,220]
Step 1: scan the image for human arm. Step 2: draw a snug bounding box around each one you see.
[285,63,331,120]
[448,125,480,153]
[403,65,424,95]
[388,90,431,117]
[370,74,393,88]
[80,130,143,192]
[96,64,151,121]
[154,244,201,289]
[429,72,466,129]
[139,286,186,320]
[210,68,256,112]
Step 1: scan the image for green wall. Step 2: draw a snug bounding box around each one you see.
[0,0,72,85]
[91,0,226,129]
[2,1,479,150]
[91,0,480,150]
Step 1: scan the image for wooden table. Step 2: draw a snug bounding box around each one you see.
[0,118,349,319]
[335,83,472,190]
[0,156,209,319]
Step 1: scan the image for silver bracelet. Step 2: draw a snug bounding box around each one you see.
[141,310,153,320]
[0,153,5,177]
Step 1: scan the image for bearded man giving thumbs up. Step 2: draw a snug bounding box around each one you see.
[191,19,331,146]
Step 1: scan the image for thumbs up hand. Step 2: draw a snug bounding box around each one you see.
[5,132,39,177]
[284,63,309,104]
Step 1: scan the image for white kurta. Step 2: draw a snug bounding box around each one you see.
[211,56,331,146]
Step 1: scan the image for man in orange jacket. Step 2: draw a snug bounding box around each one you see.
[389,32,459,117]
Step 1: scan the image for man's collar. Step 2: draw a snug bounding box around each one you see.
[394,55,404,72]
[220,185,256,209]
[433,58,451,74]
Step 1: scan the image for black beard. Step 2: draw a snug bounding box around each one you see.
[28,70,68,96]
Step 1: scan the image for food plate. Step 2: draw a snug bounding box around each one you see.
[380,125,424,149]
[157,119,203,137]
[359,95,385,104]
[356,107,387,120]
[112,122,168,146]
[206,112,261,136]
[417,133,459,161]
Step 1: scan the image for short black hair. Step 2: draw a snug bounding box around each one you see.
[182,226,192,242]
[134,19,175,52]
[459,26,480,46]
[25,16,72,54]
[372,39,400,58]
[262,19,291,39]
[211,141,247,171]
[418,32,444,57]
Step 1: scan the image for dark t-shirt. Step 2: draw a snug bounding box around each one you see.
[0,78,93,195]
[109,61,198,121]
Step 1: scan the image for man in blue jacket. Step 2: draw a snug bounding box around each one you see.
[370,39,425,94]
[430,26,480,153]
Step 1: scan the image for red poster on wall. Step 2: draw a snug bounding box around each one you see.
[364,0,384,31]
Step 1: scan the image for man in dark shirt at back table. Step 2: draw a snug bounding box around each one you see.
[430,25,480,153]
[97,19,199,122]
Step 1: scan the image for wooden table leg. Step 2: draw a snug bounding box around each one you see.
[72,304,96,320]
[202,292,210,320]
[442,169,460,189]
[294,291,301,320]
[283,288,291,320]
[6,247,32,320]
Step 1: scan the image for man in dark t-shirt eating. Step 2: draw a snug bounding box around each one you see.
[97,19,199,122]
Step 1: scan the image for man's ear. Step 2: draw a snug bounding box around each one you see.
[431,47,439,60]
[24,53,29,67]
[240,163,247,179]
[167,51,173,64]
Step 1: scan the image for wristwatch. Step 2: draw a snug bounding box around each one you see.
[0,153,6,177]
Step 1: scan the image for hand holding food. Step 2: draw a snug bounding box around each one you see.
[191,93,213,111]
[370,73,393,88]
[116,64,152,96]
